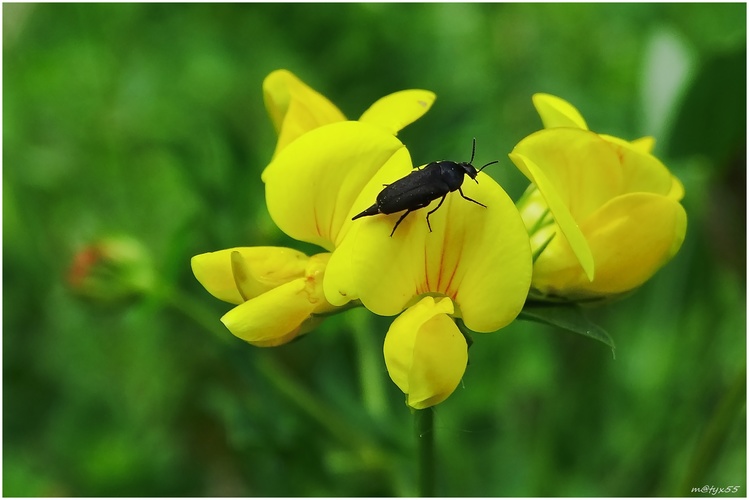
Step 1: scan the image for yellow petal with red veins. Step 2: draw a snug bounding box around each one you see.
[326,171,532,333]
[220,277,315,347]
[532,93,589,130]
[191,247,309,304]
[263,69,346,158]
[383,296,467,409]
[359,90,436,135]
[264,121,410,251]
[533,192,687,297]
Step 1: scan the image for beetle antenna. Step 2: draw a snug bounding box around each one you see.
[478,160,499,173]
[469,137,477,164]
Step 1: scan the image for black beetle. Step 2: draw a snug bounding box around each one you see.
[351,138,498,236]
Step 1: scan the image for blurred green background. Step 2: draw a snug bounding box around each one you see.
[4,3,746,496]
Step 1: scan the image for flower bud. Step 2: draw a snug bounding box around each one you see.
[68,236,154,302]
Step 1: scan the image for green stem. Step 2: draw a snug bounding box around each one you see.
[350,308,389,422]
[159,285,395,472]
[415,407,436,497]
[254,355,390,471]
[158,285,232,345]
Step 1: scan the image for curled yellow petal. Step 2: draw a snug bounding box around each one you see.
[509,151,595,282]
[219,251,336,346]
[191,247,309,304]
[532,93,589,130]
[383,297,467,409]
[230,251,253,301]
[220,277,315,347]
[533,193,687,297]
[264,121,410,250]
[263,69,346,157]
[359,90,436,135]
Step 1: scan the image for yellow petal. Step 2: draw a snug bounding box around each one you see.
[532,93,589,130]
[509,151,595,282]
[533,193,687,297]
[230,250,253,301]
[263,69,347,157]
[304,253,338,315]
[599,134,673,195]
[191,247,309,304]
[383,297,467,409]
[220,277,315,347]
[359,90,436,135]
[320,146,415,306]
[264,121,410,250]
[630,136,656,154]
[511,128,624,221]
[327,171,532,333]
[668,174,685,201]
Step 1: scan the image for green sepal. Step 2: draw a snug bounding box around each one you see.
[519,301,616,356]
[454,318,474,351]
[455,319,474,366]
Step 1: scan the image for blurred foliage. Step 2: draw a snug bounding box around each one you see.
[3,3,746,496]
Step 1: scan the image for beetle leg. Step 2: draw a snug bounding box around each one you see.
[425,195,447,232]
[390,210,412,237]
[458,188,487,208]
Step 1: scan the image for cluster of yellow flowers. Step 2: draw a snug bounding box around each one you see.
[191,70,687,409]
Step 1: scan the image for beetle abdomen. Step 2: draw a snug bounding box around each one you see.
[351,203,380,220]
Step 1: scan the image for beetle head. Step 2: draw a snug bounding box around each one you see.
[462,160,498,183]
[464,138,498,183]
[461,162,480,182]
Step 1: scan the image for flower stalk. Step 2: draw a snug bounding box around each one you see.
[415,407,436,497]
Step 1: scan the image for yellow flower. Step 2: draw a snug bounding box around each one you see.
[509,93,687,299]
[193,72,436,346]
[324,140,533,407]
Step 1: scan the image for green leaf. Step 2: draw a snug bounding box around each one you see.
[518,301,616,355]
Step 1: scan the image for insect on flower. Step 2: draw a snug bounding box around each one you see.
[351,139,498,236]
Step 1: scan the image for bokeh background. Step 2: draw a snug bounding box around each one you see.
[4,3,746,496]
